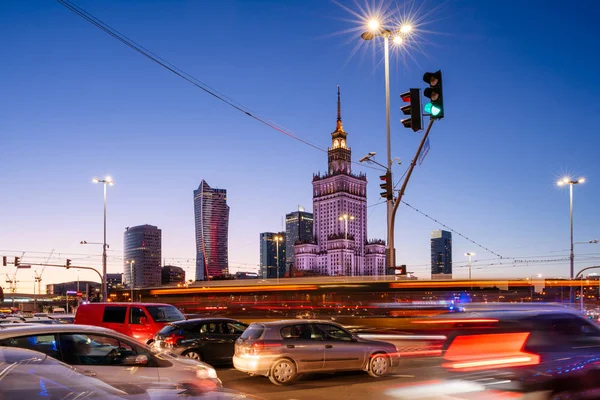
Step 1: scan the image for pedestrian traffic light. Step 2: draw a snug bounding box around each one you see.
[423,70,444,119]
[66,259,71,268]
[400,88,422,132]
[14,257,20,267]
[379,172,393,200]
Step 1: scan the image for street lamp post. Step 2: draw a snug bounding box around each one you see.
[273,235,283,283]
[128,260,135,302]
[338,214,355,240]
[557,177,584,303]
[465,252,476,280]
[574,240,598,313]
[92,176,114,302]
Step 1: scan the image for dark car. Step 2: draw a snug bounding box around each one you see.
[153,318,248,365]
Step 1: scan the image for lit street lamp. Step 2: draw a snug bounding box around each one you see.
[273,235,284,283]
[338,214,355,240]
[557,176,584,302]
[465,252,476,280]
[92,176,114,302]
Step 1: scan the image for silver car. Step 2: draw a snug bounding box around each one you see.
[233,320,399,385]
[0,324,221,395]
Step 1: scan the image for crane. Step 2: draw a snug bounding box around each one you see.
[33,249,53,311]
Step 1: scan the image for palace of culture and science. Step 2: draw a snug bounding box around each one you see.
[294,87,387,276]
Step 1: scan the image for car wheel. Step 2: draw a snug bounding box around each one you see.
[269,359,297,385]
[368,353,390,378]
[183,351,203,361]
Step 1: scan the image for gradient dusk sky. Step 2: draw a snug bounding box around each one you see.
[1,0,599,292]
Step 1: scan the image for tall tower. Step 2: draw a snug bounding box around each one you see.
[194,180,229,280]
[328,86,351,175]
[431,230,452,279]
[285,208,313,274]
[123,224,162,289]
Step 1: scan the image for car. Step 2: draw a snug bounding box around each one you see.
[0,346,137,399]
[154,317,248,365]
[233,319,400,385]
[74,302,186,344]
[0,323,222,395]
[436,308,600,398]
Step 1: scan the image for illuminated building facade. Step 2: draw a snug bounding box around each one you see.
[285,209,313,275]
[431,230,452,279]
[123,224,162,288]
[259,232,286,279]
[194,180,229,280]
[294,87,386,276]
[162,265,186,285]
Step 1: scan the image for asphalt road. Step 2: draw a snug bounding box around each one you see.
[217,358,442,400]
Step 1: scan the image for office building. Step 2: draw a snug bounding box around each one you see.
[107,273,124,292]
[431,230,452,279]
[259,232,286,279]
[294,87,386,276]
[194,180,230,280]
[285,208,313,276]
[162,265,186,285]
[123,224,162,288]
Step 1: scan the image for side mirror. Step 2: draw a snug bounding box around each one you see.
[124,354,149,366]
[139,316,148,325]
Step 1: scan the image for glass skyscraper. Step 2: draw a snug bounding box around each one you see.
[194,180,229,281]
[285,210,313,275]
[259,232,286,279]
[431,230,452,279]
[123,224,162,288]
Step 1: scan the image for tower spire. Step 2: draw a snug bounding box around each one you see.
[336,85,343,132]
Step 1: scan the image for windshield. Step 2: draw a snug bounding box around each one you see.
[145,306,185,323]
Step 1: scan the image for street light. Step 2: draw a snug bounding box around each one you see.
[338,214,355,240]
[465,252,476,280]
[92,176,114,302]
[128,259,135,302]
[575,239,599,313]
[557,176,584,302]
[360,20,412,274]
[273,235,284,283]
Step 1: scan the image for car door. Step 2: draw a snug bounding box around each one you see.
[127,306,152,343]
[216,321,247,362]
[279,323,325,372]
[57,333,160,389]
[316,323,366,371]
[195,321,232,363]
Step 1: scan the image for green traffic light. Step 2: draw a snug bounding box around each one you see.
[424,102,441,117]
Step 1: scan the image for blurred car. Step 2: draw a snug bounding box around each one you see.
[154,318,248,365]
[0,346,136,399]
[0,324,222,395]
[48,313,75,324]
[233,320,399,385]
[435,308,600,398]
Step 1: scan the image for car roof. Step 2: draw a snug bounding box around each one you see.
[0,323,132,339]
[78,302,175,307]
[250,319,341,327]
[174,317,242,324]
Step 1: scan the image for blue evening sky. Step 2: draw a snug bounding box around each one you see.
[1,0,599,291]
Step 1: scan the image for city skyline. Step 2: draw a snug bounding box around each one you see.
[1,0,600,292]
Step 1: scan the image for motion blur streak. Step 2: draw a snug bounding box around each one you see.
[411,319,499,324]
[150,284,318,295]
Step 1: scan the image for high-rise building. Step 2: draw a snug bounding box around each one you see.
[431,230,452,279]
[194,180,229,281]
[259,232,286,279]
[123,224,162,288]
[107,273,123,292]
[162,265,186,285]
[294,87,386,276]
[285,209,313,275]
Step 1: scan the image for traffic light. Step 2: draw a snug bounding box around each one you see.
[400,88,422,132]
[14,257,20,267]
[423,70,444,119]
[66,259,72,268]
[2,256,6,267]
[379,172,393,200]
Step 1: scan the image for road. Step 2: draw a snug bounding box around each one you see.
[217,358,442,400]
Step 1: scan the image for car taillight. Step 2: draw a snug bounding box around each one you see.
[164,333,184,346]
[442,332,540,372]
[249,341,264,355]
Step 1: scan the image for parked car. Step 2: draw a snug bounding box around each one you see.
[0,324,222,395]
[233,320,399,385]
[0,346,136,399]
[74,302,186,344]
[154,318,248,364]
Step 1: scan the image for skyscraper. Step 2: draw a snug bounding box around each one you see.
[431,230,452,279]
[294,87,386,276]
[285,209,313,275]
[259,232,286,279]
[123,224,162,288]
[194,180,229,280]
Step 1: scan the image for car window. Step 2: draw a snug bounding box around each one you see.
[59,333,140,366]
[145,305,185,323]
[280,324,317,340]
[240,325,264,340]
[0,334,60,359]
[223,322,247,334]
[531,314,600,337]
[316,324,354,342]
[129,307,147,325]
[102,306,127,323]
[199,322,221,334]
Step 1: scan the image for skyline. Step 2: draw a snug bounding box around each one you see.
[1,0,600,292]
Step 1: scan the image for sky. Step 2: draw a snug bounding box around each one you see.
[1,0,600,293]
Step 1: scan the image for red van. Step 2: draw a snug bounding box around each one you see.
[74,302,185,344]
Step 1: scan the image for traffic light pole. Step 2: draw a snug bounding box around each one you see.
[383,33,395,275]
[390,118,436,258]
[21,262,104,298]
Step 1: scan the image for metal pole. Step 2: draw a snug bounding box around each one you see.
[569,183,574,305]
[383,34,394,275]
[102,183,108,302]
[130,261,134,302]
[276,239,280,284]
[468,254,472,280]
[581,278,584,313]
